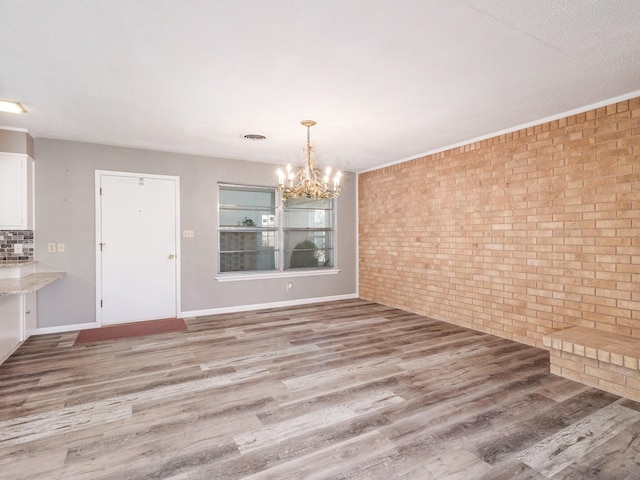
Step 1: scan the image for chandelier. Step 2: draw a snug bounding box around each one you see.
[277,120,341,201]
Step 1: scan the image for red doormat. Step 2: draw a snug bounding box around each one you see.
[75,318,187,344]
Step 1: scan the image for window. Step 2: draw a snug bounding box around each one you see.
[218,186,277,273]
[218,184,335,274]
[283,197,333,269]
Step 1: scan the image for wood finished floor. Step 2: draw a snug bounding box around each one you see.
[1,299,639,479]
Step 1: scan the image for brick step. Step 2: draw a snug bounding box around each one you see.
[543,326,640,402]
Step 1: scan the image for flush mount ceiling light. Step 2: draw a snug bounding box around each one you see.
[276,120,341,201]
[0,100,26,114]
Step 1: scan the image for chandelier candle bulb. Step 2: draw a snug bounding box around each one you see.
[276,120,342,201]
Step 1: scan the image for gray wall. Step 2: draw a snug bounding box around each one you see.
[34,138,357,328]
[0,130,34,156]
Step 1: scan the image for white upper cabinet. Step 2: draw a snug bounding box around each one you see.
[0,153,34,230]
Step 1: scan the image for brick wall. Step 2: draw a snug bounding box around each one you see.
[359,97,640,349]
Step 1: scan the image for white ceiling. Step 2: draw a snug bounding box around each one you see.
[1,0,639,172]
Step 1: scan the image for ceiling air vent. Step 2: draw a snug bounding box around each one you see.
[243,134,267,141]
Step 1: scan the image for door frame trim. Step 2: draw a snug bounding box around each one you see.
[95,170,181,326]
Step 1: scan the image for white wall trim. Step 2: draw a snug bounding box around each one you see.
[0,125,29,133]
[0,151,31,158]
[358,89,640,174]
[35,322,98,335]
[31,294,359,334]
[216,268,340,282]
[355,173,359,298]
[181,293,359,318]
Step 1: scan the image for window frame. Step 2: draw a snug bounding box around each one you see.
[217,184,279,274]
[216,183,340,281]
[282,197,335,271]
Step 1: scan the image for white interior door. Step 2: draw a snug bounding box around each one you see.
[97,172,179,325]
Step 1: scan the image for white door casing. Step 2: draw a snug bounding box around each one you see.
[96,171,180,325]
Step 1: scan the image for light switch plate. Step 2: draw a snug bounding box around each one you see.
[57,243,66,253]
[48,243,56,253]
[14,243,23,254]
[183,230,195,238]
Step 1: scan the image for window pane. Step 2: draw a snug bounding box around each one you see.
[283,197,332,229]
[219,231,276,272]
[219,208,275,227]
[219,187,276,227]
[219,188,275,208]
[284,230,333,269]
[283,208,331,228]
[284,197,332,210]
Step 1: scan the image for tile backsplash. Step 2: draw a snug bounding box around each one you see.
[0,230,34,261]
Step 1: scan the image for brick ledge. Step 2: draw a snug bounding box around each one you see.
[544,326,640,402]
[543,326,639,370]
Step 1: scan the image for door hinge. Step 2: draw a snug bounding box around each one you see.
[100,187,102,195]
[100,299,103,308]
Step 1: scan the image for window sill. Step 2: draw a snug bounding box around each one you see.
[215,268,341,283]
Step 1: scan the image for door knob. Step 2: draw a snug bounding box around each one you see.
[168,254,175,259]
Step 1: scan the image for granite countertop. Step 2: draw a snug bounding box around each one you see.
[0,272,66,296]
[0,260,38,268]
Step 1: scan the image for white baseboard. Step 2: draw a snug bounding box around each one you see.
[31,294,360,334]
[35,322,98,335]
[180,293,359,318]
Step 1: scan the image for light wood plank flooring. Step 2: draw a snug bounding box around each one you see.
[1,299,639,479]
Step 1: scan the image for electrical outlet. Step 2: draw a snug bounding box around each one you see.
[48,243,56,253]
[183,230,195,238]
[57,243,66,253]
[286,282,293,291]
[14,243,23,254]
